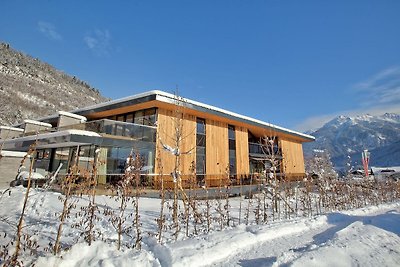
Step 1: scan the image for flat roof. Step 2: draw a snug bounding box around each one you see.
[31,90,315,142]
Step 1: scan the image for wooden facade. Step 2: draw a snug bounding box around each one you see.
[205,119,229,186]
[154,105,310,186]
[280,139,306,180]
[235,126,250,177]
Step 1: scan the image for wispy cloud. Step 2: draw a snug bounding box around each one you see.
[295,66,400,132]
[355,66,400,106]
[84,29,112,56]
[38,21,62,41]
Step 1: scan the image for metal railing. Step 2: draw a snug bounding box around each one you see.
[58,119,157,142]
[20,119,157,142]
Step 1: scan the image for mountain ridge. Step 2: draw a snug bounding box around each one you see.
[0,42,109,126]
[304,113,400,169]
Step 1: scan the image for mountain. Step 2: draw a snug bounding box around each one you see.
[0,42,108,125]
[304,113,400,169]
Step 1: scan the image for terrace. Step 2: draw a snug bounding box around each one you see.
[18,119,157,143]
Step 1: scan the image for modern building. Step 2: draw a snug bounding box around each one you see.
[0,90,314,188]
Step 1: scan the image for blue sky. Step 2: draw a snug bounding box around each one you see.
[1,0,400,132]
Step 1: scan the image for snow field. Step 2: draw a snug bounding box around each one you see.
[0,187,399,266]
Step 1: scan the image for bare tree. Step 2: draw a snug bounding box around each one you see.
[54,147,80,255]
[9,143,37,266]
[158,92,196,240]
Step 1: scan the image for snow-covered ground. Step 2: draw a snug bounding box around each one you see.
[1,187,399,266]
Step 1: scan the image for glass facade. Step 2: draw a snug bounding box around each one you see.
[108,108,157,127]
[51,147,70,175]
[228,125,236,176]
[248,132,282,176]
[34,148,52,176]
[196,118,206,181]
[104,143,155,183]
[77,145,96,174]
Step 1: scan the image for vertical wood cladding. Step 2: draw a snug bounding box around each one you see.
[155,108,196,177]
[155,106,307,185]
[280,139,305,179]
[205,119,229,183]
[235,126,250,177]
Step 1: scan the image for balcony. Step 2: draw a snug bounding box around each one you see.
[248,142,281,157]
[53,119,157,142]
[57,119,157,142]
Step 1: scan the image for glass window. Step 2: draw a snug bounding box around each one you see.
[117,115,125,122]
[36,150,44,159]
[196,118,206,177]
[106,147,119,174]
[229,139,236,150]
[51,147,69,175]
[228,125,235,140]
[144,108,157,126]
[78,146,95,173]
[126,113,134,123]
[134,110,144,125]
[196,118,206,134]
[34,149,51,175]
[228,125,236,176]
[196,147,206,175]
[196,134,206,147]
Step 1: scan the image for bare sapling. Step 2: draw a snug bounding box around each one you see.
[156,153,166,243]
[244,175,253,225]
[254,178,262,225]
[131,153,143,249]
[9,142,37,266]
[224,166,231,227]
[260,135,280,220]
[238,176,243,225]
[86,149,100,246]
[203,186,212,233]
[109,151,136,250]
[75,148,101,246]
[158,92,196,240]
[188,161,200,236]
[54,147,80,255]
[215,172,224,230]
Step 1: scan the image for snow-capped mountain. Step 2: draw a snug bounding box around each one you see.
[0,42,108,125]
[304,113,400,169]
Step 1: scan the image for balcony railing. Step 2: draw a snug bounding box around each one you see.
[249,142,281,156]
[57,119,157,142]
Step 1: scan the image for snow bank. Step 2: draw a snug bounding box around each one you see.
[36,241,160,267]
[0,187,399,267]
[163,217,327,267]
[291,222,400,267]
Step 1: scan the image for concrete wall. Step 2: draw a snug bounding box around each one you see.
[0,154,30,189]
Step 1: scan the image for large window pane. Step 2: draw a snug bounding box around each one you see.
[144,108,157,126]
[196,118,206,178]
[196,118,205,134]
[51,147,69,175]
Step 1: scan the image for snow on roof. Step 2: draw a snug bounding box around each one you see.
[3,129,101,144]
[0,126,24,132]
[36,129,101,139]
[73,90,158,113]
[371,166,400,173]
[57,111,87,122]
[0,150,28,158]
[24,120,52,128]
